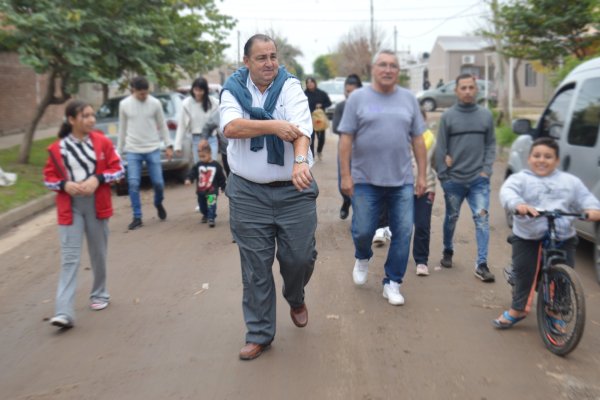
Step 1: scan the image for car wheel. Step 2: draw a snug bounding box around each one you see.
[421,98,436,112]
[175,167,189,184]
[595,224,600,285]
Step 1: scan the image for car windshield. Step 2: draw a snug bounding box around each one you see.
[318,81,345,96]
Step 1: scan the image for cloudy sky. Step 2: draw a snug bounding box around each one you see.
[216,0,490,73]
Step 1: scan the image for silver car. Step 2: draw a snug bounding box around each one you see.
[507,57,600,282]
[95,92,193,181]
[416,79,497,112]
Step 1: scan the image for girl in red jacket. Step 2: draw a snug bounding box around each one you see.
[43,100,124,329]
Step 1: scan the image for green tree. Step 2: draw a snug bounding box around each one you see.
[0,0,234,163]
[264,29,304,78]
[313,55,334,80]
[484,0,600,68]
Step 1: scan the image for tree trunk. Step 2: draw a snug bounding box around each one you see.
[17,70,71,164]
[513,59,522,101]
[17,72,56,164]
[102,83,109,104]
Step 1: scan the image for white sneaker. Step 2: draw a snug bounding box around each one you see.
[383,226,392,241]
[352,259,369,285]
[50,315,73,328]
[416,264,430,276]
[382,281,405,305]
[372,228,386,247]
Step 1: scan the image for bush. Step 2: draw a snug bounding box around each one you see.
[496,124,517,148]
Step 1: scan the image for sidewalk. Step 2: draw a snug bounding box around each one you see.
[0,126,57,151]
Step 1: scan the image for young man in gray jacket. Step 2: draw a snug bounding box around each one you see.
[434,73,496,282]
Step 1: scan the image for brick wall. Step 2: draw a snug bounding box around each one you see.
[0,52,66,136]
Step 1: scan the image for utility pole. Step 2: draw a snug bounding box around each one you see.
[370,0,375,56]
[394,25,397,54]
[237,30,241,67]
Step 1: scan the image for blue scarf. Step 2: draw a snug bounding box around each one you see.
[222,66,296,166]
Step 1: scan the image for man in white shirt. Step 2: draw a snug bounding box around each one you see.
[220,34,318,361]
[117,76,173,230]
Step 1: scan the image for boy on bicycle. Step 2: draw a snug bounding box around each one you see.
[494,138,600,329]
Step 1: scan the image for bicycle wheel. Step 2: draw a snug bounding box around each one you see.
[536,263,586,356]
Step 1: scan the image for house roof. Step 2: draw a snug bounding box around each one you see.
[435,36,493,52]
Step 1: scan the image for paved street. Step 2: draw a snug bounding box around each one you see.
[1,131,600,400]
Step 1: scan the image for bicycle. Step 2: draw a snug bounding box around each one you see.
[504,210,587,356]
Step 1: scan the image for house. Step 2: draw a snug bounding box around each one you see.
[427,36,552,106]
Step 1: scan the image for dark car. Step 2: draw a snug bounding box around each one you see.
[95,92,193,181]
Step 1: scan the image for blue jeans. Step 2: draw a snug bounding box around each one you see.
[351,184,414,284]
[126,150,164,219]
[192,134,219,164]
[441,176,490,265]
[197,192,217,220]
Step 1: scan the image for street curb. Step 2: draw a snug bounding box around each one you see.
[0,193,55,234]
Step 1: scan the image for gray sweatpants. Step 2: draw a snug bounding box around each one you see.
[56,196,110,322]
[226,174,318,345]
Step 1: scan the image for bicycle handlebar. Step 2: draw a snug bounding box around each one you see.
[513,209,588,220]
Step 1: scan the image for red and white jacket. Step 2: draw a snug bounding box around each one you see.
[43,130,124,225]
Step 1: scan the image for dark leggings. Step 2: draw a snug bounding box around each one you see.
[310,131,326,155]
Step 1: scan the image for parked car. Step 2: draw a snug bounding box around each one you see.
[506,56,600,283]
[95,92,193,181]
[318,79,371,120]
[416,79,497,112]
[315,79,345,120]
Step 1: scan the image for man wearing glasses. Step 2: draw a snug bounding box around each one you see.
[339,50,427,305]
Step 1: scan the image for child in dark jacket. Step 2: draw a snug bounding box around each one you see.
[185,140,226,227]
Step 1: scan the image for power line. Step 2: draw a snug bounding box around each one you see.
[233,12,485,23]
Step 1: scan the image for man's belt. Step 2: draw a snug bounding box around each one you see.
[263,180,294,187]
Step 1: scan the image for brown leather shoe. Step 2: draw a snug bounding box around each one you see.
[239,342,270,361]
[290,304,308,327]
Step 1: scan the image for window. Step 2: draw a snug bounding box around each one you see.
[525,63,537,87]
[538,85,574,139]
[567,77,600,147]
[460,66,481,78]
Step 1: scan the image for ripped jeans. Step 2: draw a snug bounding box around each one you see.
[441,176,490,265]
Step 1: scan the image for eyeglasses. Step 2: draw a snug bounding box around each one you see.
[375,62,400,70]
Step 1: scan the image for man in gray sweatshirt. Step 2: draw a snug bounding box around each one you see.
[118,76,173,230]
[434,74,496,282]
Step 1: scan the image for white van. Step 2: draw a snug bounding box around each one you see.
[506,56,600,282]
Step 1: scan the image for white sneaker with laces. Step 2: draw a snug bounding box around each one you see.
[416,264,430,276]
[50,315,73,328]
[383,226,392,241]
[372,228,386,246]
[382,281,405,305]
[352,259,369,285]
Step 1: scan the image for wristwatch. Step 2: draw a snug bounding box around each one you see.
[294,155,308,164]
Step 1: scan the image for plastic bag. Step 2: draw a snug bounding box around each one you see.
[311,109,329,131]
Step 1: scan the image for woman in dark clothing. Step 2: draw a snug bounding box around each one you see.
[304,77,332,160]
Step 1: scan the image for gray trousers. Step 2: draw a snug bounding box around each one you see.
[56,196,110,322]
[226,174,318,345]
